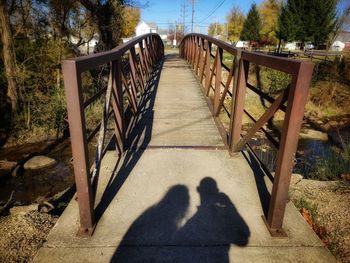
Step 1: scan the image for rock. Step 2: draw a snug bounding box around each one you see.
[0,160,17,179]
[11,165,23,177]
[341,174,350,182]
[39,201,55,213]
[23,156,56,170]
[290,174,303,188]
[9,204,39,216]
[299,128,328,141]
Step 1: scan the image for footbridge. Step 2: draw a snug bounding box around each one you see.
[33,34,336,262]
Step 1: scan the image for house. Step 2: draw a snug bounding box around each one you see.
[69,35,99,54]
[331,40,345,51]
[235,41,249,49]
[331,31,350,51]
[157,29,168,42]
[285,42,297,51]
[135,21,157,36]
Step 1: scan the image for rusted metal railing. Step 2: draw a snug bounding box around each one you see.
[179,34,314,236]
[62,34,164,235]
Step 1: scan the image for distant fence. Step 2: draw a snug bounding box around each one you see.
[261,49,343,62]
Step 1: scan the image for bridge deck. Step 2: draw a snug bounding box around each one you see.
[33,52,335,262]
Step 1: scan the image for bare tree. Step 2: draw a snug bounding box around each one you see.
[328,2,350,49]
[79,0,124,50]
[0,0,17,112]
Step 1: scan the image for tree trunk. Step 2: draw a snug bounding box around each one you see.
[277,38,282,54]
[0,0,17,112]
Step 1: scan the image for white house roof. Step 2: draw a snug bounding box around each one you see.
[335,31,350,43]
[146,22,157,29]
[137,21,157,30]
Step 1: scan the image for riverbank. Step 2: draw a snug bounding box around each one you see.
[290,176,350,263]
[0,185,75,262]
[0,204,58,262]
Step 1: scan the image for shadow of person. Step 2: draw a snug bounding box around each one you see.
[172,177,250,263]
[111,185,190,263]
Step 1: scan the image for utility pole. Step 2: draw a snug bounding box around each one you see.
[174,21,177,47]
[180,0,187,35]
[226,23,228,42]
[191,0,195,33]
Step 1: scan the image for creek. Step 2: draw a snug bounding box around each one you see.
[0,124,348,204]
[0,140,96,205]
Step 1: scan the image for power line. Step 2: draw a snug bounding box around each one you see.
[180,0,187,34]
[197,0,226,23]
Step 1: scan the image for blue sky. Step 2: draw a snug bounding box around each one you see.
[141,0,264,32]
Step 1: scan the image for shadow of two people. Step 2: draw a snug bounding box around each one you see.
[112,177,250,263]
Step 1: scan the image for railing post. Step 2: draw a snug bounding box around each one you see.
[148,36,155,65]
[266,62,314,236]
[139,40,150,80]
[188,36,192,64]
[187,38,191,62]
[191,36,196,67]
[213,48,222,115]
[229,51,249,152]
[111,59,125,154]
[143,38,152,75]
[187,37,191,62]
[130,46,145,92]
[199,38,206,83]
[62,60,95,236]
[129,49,140,107]
[195,37,201,74]
[204,42,212,95]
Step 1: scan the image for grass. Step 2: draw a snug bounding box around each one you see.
[292,196,318,219]
[305,147,350,181]
[305,81,350,119]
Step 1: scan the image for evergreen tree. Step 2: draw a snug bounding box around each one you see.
[240,3,262,44]
[275,1,299,48]
[277,0,337,48]
[309,0,337,46]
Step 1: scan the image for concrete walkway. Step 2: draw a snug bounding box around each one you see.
[33,53,336,263]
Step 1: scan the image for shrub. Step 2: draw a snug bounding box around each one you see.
[265,68,291,94]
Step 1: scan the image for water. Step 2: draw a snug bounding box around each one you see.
[0,140,74,204]
[0,127,347,204]
[248,134,348,180]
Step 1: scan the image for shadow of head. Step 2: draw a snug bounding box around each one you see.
[116,184,190,244]
[197,177,218,194]
[155,184,189,223]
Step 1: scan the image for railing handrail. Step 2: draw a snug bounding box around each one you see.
[179,33,314,237]
[62,33,164,235]
[63,33,160,72]
[179,33,313,75]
